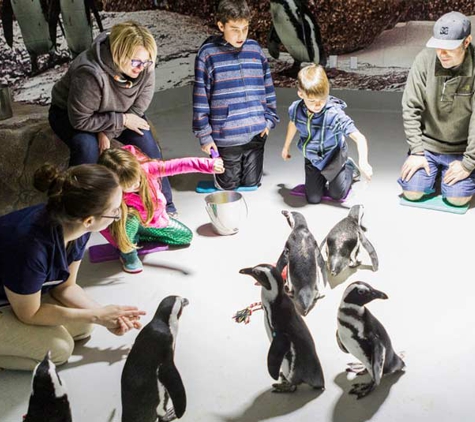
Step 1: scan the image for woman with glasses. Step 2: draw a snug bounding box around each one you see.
[0,163,145,371]
[48,21,177,215]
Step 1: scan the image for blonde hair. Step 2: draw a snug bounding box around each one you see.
[297,64,330,98]
[109,21,157,73]
[98,148,158,253]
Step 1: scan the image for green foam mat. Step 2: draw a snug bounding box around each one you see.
[399,195,469,215]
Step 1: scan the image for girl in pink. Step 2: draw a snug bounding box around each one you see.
[99,145,224,273]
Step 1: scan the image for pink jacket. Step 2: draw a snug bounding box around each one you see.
[101,145,216,245]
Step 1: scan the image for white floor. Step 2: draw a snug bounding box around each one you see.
[2,88,475,421]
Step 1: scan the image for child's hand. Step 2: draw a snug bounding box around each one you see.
[213,158,225,174]
[359,161,373,180]
[202,142,218,155]
[98,132,110,154]
[281,146,291,161]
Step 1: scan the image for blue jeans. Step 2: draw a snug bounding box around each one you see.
[398,150,475,198]
[49,105,176,213]
[304,159,352,204]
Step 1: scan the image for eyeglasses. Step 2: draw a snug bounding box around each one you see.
[101,208,122,221]
[130,59,154,69]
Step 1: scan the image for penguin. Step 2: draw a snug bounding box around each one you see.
[268,0,326,74]
[24,351,73,422]
[239,264,325,393]
[276,210,328,316]
[337,281,405,399]
[121,295,188,422]
[321,204,379,277]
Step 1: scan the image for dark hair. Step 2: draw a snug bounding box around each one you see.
[34,164,119,224]
[216,0,251,24]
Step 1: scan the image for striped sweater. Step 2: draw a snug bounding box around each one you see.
[193,35,279,147]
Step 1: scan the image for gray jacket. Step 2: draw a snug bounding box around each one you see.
[51,32,155,139]
[402,44,475,172]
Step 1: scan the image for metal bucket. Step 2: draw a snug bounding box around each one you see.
[0,86,13,121]
[204,191,248,236]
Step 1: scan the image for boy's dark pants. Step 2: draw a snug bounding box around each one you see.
[49,105,176,213]
[305,158,353,204]
[216,133,267,190]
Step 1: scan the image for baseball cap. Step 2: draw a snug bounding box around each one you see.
[426,11,471,50]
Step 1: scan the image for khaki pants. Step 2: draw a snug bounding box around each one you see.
[0,297,94,371]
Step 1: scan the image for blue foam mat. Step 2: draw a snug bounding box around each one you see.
[196,180,259,193]
[399,195,469,214]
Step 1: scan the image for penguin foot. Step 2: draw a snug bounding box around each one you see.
[158,408,177,422]
[346,362,367,375]
[271,381,297,393]
[349,260,361,268]
[349,381,375,399]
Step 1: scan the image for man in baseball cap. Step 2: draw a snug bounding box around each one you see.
[398,11,475,207]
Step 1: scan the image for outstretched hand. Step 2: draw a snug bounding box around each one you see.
[212,158,225,173]
[400,155,430,181]
[96,305,146,336]
[281,146,291,161]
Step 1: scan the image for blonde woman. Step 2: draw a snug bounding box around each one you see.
[49,21,177,215]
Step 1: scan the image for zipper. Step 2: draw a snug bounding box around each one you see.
[440,77,458,101]
[302,112,314,157]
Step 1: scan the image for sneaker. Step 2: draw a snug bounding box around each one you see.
[167,211,179,219]
[346,157,361,182]
[120,250,143,274]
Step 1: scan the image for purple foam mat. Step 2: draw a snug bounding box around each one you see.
[289,184,350,202]
[88,243,169,264]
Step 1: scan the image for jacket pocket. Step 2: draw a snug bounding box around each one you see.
[220,101,266,137]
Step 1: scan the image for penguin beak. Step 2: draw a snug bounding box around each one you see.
[371,289,388,300]
[239,267,261,286]
[182,298,189,307]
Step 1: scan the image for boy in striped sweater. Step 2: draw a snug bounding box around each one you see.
[192,0,280,190]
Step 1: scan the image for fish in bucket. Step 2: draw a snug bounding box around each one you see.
[204,191,248,235]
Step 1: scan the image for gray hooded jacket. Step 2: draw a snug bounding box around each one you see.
[51,32,155,139]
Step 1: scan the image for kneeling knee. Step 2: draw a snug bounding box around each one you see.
[49,335,74,366]
[445,196,472,207]
[403,190,425,201]
[306,195,322,205]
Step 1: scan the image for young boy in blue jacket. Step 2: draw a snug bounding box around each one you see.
[281,64,372,203]
[192,0,279,190]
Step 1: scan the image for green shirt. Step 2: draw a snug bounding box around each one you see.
[402,44,475,172]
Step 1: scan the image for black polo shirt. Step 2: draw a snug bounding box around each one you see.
[0,204,90,306]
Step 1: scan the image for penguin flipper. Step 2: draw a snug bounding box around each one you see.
[267,24,281,60]
[276,247,289,274]
[158,361,186,418]
[1,0,14,48]
[359,231,379,271]
[315,247,328,287]
[48,0,61,47]
[371,342,386,387]
[336,330,349,354]
[267,332,291,380]
[86,0,104,32]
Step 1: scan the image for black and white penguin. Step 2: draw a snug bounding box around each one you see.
[24,351,72,422]
[321,204,379,277]
[276,210,328,316]
[268,0,326,71]
[337,281,405,399]
[121,295,188,422]
[240,264,325,393]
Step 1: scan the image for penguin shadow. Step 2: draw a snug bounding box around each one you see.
[332,370,405,422]
[64,344,131,369]
[217,386,323,422]
[327,264,375,290]
[197,223,222,237]
[276,183,307,208]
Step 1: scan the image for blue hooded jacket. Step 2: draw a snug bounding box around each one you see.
[289,96,357,170]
